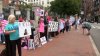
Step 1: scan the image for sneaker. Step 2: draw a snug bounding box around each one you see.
[49,39,53,41]
[3,42,5,44]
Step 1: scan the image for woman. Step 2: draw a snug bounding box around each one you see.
[74,15,79,30]
[18,16,24,22]
[59,18,64,33]
[4,14,21,56]
[38,17,45,38]
[65,19,70,32]
[0,21,5,44]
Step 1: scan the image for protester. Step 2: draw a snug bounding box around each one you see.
[30,20,35,39]
[59,18,65,33]
[65,18,70,32]
[0,19,8,44]
[47,16,51,22]
[4,14,21,56]
[61,18,65,33]
[0,21,5,44]
[54,16,59,35]
[74,15,79,30]
[18,16,24,22]
[38,17,45,38]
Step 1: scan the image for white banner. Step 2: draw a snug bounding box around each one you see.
[18,22,31,37]
[48,21,59,32]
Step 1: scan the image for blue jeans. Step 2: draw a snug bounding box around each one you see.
[0,33,5,43]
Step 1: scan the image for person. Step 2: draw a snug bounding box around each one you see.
[65,19,70,32]
[38,17,45,38]
[82,21,91,35]
[4,14,21,56]
[18,16,24,22]
[62,18,65,33]
[59,18,64,33]
[0,21,5,44]
[54,16,59,35]
[74,15,79,30]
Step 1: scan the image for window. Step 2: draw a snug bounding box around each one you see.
[36,2,38,5]
[47,0,49,4]
[42,1,44,5]
[28,0,31,2]
[31,0,33,2]
[47,2,49,4]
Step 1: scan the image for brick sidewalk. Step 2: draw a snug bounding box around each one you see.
[23,27,96,56]
[0,27,96,56]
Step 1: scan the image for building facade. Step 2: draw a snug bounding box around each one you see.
[93,0,100,22]
[21,0,54,7]
[82,0,95,21]
[82,0,100,22]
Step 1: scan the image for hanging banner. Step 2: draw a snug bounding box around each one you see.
[48,21,59,32]
[18,22,31,37]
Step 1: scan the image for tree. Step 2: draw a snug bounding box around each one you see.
[50,0,81,17]
[19,3,34,20]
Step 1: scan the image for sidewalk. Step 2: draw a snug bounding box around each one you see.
[22,27,96,56]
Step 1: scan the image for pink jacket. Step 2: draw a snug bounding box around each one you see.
[38,22,44,33]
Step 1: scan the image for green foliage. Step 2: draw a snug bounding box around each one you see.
[50,0,81,15]
[19,3,33,10]
[19,3,34,20]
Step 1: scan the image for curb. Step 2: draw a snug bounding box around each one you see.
[89,36,100,56]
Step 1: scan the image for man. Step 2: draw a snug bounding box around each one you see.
[82,21,91,35]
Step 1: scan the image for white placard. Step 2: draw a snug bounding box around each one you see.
[40,36,47,45]
[48,21,59,32]
[40,9,44,16]
[34,33,40,47]
[28,39,35,49]
[16,11,21,15]
[19,22,31,37]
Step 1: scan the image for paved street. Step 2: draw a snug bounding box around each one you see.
[0,26,96,56]
[90,23,100,53]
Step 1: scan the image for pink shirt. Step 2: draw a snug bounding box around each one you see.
[0,20,8,34]
[39,22,44,33]
[47,16,51,22]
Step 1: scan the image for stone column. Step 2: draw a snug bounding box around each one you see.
[0,1,2,13]
[10,6,15,15]
[26,8,30,21]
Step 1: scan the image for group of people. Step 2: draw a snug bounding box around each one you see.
[0,13,92,56]
[37,15,82,42]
